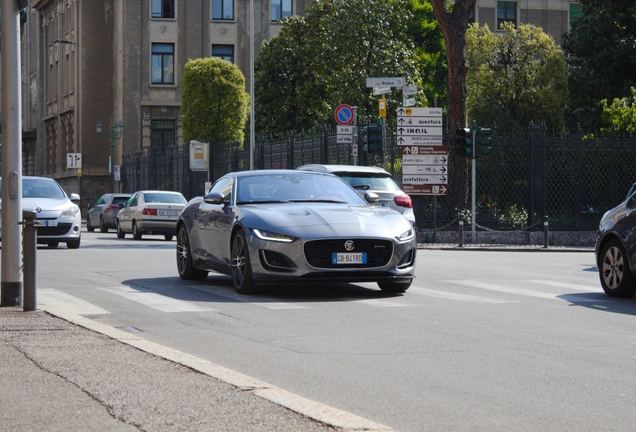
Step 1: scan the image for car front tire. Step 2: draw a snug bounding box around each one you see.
[231,230,256,294]
[599,239,636,297]
[67,238,81,249]
[176,225,208,280]
[99,216,108,233]
[86,217,95,232]
[132,221,142,240]
[116,220,125,238]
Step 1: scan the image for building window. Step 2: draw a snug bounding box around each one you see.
[212,45,234,63]
[150,120,176,154]
[271,0,292,22]
[569,3,582,28]
[212,0,233,20]
[152,43,174,85]
[152,0,175,19]
[497,2,517,29]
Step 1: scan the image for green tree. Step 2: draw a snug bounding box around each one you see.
[466,23,568,133]
[562,0,636,132]
[181,57,250,147]
[601,87,636,134]
[254,0,423,137]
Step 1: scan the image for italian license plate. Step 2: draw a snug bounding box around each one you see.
[332,252,367,264]
[158,210,180,217]
[34,219,56,227]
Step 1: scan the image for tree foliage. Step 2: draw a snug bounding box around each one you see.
[562,0,636,132]
[254,0,427,137]
[601,87,636,135]
[466,23,568,133]
[181,58,250,147]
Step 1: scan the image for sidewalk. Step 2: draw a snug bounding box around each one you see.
[0,306,392,432]
[417,243,595,252]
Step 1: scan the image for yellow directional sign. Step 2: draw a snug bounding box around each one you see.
[379,98,386,118]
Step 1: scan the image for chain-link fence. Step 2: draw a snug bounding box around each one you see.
[121,125,636,232]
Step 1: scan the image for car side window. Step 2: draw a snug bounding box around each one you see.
[96,195,105,205]
[210,177,232,200]
[126,194,138,207]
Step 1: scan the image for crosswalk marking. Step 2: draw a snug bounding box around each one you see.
[409,286,515,303]
[188,285,310,309]
[38,288,111,315]
[445,280,608,302]
[527,280,601,293]
[97,286,216,313]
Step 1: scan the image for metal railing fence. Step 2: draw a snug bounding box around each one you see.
[121,126,636,232]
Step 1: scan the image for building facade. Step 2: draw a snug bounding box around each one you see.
[1,0,576,212]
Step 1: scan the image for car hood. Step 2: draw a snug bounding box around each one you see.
[240,203,412,238]
[0,197,75,214]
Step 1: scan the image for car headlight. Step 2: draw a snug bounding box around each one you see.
[251,228,297,243]
[60,205,80,218]
[396,228,415,242]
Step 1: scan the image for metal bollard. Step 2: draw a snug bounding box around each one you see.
[543,216,549,249]
[21,210,37,311]
[458,214,465,248]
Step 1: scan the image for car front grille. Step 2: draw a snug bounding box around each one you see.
[35,223,73,237]
[304,239,393,268]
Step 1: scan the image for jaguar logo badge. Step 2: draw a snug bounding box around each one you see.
[344,240,354,251]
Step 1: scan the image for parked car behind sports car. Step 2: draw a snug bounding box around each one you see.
[116,190,186,241]
[176,169,416,294]
[0,176,81,248]
[297,164,415,225]
[86,193,131,233]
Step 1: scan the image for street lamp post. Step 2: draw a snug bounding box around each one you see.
[96,121,124,192]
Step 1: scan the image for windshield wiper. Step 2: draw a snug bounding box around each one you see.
[237,200,290,205]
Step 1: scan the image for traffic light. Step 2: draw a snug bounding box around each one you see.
[362,124,382,153]
[456,126,473,157]
[478,128,492,155]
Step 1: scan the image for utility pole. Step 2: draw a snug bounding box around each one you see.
[1,0,26,306]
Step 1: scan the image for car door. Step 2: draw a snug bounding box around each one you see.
[118,193,138,231]
[193,177,233,269]
[88,194,106,227]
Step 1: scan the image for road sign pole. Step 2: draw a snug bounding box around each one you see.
[471,121,477,244]
[352,106,358,166]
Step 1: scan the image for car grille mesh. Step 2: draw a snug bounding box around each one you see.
[304,239,393,268]
[35,223,73,236]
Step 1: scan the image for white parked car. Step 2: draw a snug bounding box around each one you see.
[0,176,81,248]
[116,190,187,240]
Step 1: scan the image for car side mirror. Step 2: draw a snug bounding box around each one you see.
[203,191,226,205]
[69,193,80,205]
[365,192,379,204]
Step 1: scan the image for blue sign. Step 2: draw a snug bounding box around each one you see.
[334,104,354,126]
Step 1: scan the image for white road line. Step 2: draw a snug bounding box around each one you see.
[409,286,515,303]
[187,285,310,309]
[527,280,601,293]
[446,280,609,302]
[38,288,111,315]
[97,286,216,312]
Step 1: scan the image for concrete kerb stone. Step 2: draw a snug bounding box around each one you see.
[40,305,395,432]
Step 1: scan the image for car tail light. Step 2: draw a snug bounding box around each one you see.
[143,208,158,216]
[106,205,120,211]
[394,194,412,208]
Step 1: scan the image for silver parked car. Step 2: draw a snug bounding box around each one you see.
[0,176,81,248]
[86,193,132,233]
[116,190,187,241]
[176,170,417,294]
[297,164,416,225]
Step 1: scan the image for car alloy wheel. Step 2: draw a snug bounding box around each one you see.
[176,225,207,280]
[599,239,636,297]
[231,230,256,294]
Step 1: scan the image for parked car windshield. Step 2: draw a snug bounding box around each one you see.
[0,178,66,199]
[236,173,366,204]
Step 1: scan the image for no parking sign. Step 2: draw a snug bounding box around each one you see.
[334,104,355,126]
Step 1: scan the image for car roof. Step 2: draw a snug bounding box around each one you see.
[230,169,337,178]
[297,164,391,175]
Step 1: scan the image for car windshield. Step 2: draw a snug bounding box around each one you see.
[20,178,66,199]
[143,192,186,204]
[337,174,401,192]
[236,173,366,205]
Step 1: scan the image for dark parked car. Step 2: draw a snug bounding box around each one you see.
[595,191,636,297]
[86,193,131,233]
[176,170,417,294]
[297,164,415,225]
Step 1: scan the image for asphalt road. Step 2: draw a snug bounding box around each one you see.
[30,231,636,431]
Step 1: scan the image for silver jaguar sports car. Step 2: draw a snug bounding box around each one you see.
[176,170,417,294]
